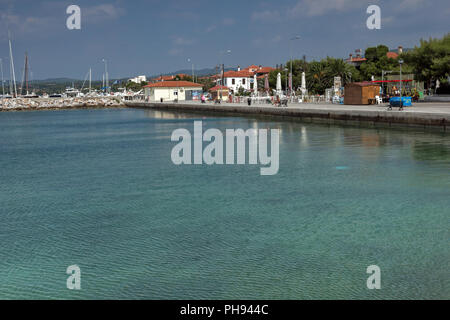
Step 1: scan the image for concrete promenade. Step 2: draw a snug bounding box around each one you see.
[125,100,450,131]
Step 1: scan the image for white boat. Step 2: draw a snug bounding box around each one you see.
[65,86,81,97]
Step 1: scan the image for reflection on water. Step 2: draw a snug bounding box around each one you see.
[0,108,449,300]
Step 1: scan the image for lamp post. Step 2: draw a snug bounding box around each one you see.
[102,59,109,94]
[219,49,231,85]
[289,36,300,96]
[0,58,4,100]
[187,58,194,82]
[284,67,288,95]
[399,59,404,109]
[382,70,392,95]
[218,50,231,100]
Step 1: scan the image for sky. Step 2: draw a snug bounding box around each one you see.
[0,0,448,80]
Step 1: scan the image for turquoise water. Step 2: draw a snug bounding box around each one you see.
[0,108,448,300]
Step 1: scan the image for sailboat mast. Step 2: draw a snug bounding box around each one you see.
[89,68,92,93]
[0,59,4,99]
[24,53,29,95]
[9,37,17,98]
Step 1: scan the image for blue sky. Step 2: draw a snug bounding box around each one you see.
[0,0,448,80]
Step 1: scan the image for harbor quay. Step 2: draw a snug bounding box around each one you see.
[125,100,450,131]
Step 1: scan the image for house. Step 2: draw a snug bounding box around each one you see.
[218,65,275,94]
[150,74,190,83]
[220,70,254,93]
[129,75,147,83]
[143,81,203,102]
[345,53,367,67]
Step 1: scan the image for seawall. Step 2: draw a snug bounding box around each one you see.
[125,101,450,131]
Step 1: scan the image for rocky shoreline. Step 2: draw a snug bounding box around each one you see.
[0,97,124,112]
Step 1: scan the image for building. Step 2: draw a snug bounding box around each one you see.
[143,81,203,102]
[344,82,380,105]
[150,74,190,83]
[129,75,147,84]
[218,65,275,94]
[209,85,230,102]
[220,70,254,93]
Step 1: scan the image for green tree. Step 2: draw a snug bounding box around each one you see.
[403,33,450,89]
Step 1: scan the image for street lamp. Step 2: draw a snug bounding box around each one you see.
[284,67,289,95]
[289,36,300,96]
[219,49,231,84]
[399,59,404,109]
[187,58,195,82]
[218,50,231,99]
[382,70,392,95]
[0,58,4,99]
[102,59,109,94]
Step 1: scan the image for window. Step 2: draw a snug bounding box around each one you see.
[232,79,235,85]
[242,78,246,85]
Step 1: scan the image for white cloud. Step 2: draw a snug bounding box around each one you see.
[84,4,125,21]
[0,12,53,37]
[290,0,372,17]
[251,10,281,22]
[396,0,427,11]
[206,25,217,33]
[168,48,183,56]
[222,18,235,26]
[172,37,195,46]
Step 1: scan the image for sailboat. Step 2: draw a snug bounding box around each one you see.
[20,52,38,98]
[8,33,18,98]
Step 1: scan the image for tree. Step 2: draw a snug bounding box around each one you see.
[403,33,450,89]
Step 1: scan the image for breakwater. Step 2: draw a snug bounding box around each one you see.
[0,97,124,111]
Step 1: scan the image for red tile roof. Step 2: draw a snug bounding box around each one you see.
[151,74,191,82]
[209,85,229,91]
[347,57,367,62]
[144,81,203,88]
[386,52,399,59]
[223,70,254,78]
[256,67,274,74]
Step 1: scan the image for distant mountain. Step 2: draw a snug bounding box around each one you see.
[33,78,81,83]
[147,67,236,79]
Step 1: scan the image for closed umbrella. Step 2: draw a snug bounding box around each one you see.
[264,74,269,93]
[301,72,306,96]
[276,73,282,95]
[254,74,258,96]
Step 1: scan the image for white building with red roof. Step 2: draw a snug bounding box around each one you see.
[219,65,275,93]
[143,81,203,102]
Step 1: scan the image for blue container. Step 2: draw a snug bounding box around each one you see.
[390,97,412,107]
